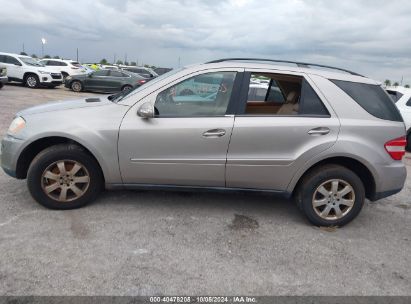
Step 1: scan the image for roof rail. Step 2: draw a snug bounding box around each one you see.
[206,58,364,77]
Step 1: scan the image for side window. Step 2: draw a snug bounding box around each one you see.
[386,90,403,103]
[244,73,329,116]
[154,72,237,117]
[5,56,20,65]
[406,97,411,107]
[110,70,124,77]
[93,70,109,77]
[59,61,68,66]
[0,55,5,63]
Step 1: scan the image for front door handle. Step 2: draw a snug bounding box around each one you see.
[308,127,330,136]
[203,129,226,138]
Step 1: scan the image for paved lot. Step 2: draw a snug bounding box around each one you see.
[0,84,410,296]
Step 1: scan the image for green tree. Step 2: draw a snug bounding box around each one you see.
[116,60,123,65]
[384,79,391,87]
[31,54,38,58]
[100,58,108,64]
[393,82,399,87]
[130,61,137,66]
[405,84,410,88]
[44,55,51,59]
[124,61,129,66]
[53,55,60,59]
[20,51,27,55]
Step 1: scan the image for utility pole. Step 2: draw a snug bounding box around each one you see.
[124,53,127,65]
[22,43,25,53]
[113,53,116,64]
[178,56,181,68]
[76,48,79,62]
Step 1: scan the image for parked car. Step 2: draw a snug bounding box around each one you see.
[39,59,87,80]
[0,65,7,89]
[65,69,147,93]
[1,58,407,227]
[386,86,411,151]
[154,67,172,75]
[122,66,158,79]
[0,52,63,88]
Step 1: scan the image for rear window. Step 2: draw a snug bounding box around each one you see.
[386,90,403,103]
[331,80,403,122]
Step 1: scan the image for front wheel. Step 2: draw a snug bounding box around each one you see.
[25,74,39,88]
[27,144,103,209]
[71,80,83,92]
[296,165,365,227]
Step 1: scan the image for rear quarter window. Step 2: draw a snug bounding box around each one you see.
[331,80,403,122]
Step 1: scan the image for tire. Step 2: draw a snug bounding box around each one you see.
[296,164,365,227]
[0,82,3,89]
[407,133,411,152]
[122,84,133,92]
[71,80,83,92]
[25,74,39,88]
[27,144,103,210]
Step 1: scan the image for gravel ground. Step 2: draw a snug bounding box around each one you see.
[0,84,410,296]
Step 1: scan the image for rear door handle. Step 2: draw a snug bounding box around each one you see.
[308,127,330,136]
[203,129,226,138]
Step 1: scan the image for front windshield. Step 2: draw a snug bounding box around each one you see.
[114,68,182,103]
[19,57,44,67]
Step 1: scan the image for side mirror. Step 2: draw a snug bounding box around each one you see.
[137,102,155,118]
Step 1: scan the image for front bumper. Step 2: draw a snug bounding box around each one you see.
[0,76,7,84]
[1,135,24,178]
[39,73,63,86]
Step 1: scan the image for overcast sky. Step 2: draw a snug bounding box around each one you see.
[1,0,411,84]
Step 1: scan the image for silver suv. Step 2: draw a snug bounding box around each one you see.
[1,58,407,226]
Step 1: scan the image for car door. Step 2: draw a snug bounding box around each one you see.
[108,70,128,91]
[1,55,23,81]
[84,69,110,91]
[118,69,243,187]
[226,70,340,191]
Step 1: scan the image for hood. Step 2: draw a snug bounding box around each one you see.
[17,96,112,116]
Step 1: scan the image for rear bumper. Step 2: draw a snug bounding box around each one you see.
[372,162,407,201]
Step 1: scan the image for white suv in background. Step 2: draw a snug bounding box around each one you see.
[39,59,86,80]
[386,86,411,150]
[0,52,63,88]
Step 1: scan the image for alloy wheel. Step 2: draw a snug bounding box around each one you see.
[27,76,37,88]
[41,160,90,202]
[312,179,355,220]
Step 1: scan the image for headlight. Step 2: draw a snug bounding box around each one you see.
[38,70,50,74]
[8,116,26,135]
[66,76,72,81]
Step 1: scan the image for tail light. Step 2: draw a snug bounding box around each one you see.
[138,80,146,85]
[385,136,407,160]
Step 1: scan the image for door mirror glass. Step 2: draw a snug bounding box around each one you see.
[137,102,155,118]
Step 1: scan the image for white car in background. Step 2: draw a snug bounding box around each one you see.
[386,86,411,151]
[0,52,62,88]
[39,59,86,80]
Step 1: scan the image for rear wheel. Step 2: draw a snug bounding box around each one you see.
[27,144,103,209]
[71,80,83,92]
[25,74,39,88]
[296,165,365,227]
[122,84,133,92]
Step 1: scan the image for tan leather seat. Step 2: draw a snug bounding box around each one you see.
[276,91,299,115]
